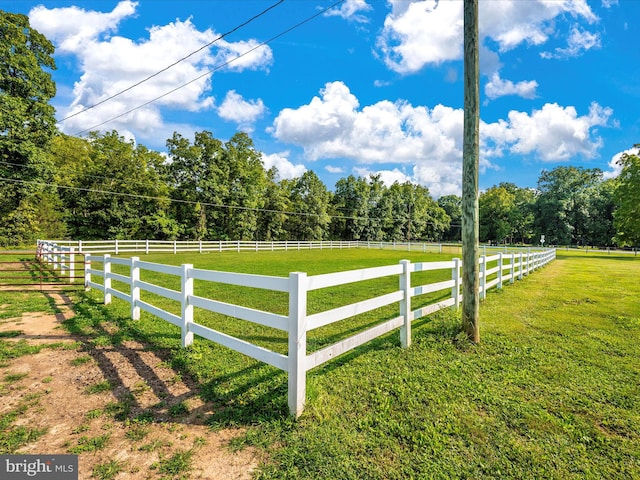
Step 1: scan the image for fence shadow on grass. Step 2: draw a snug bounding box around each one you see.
[58,292,466,429]
[62,293,290,426]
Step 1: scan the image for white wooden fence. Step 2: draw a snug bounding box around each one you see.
[59,247,556,417]
[36,239,521,256]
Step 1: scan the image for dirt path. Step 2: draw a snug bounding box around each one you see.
[0,293,260,479]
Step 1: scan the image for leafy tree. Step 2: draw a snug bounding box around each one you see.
[382,182,449,242]
[257,168,290,241]
[66,131,176,239]
[438,195,461,241]
[479,185,515,244]
[614,145,640,246]
[284,171,332,241]
[331,175,370,240]
[0,11,57,244]
[166,131,267,240]
[534,166,604,246]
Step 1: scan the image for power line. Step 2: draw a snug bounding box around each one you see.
[71,0,347,136]
[57,0,285,124]
[1,175,449,227]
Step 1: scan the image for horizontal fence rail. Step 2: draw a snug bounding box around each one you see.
[41,240,556,417]
[37,238,561,257]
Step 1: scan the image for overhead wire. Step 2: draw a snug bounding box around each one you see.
[0,175,453,228]
[70,0,347,136]
[56,0,285,124]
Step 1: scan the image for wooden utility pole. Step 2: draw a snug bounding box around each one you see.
[462,0,480,343]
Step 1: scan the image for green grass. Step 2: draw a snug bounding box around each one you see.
[19,247,639,478]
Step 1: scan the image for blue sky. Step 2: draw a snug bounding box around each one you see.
[11,0,640,197]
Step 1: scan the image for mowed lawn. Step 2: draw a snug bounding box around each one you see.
[44,249,640,478]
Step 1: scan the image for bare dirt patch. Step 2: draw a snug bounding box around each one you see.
[0,293,261,479]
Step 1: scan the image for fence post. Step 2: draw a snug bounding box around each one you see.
[480,255,487,300]
[181,264,194,348]
[452,258,461,309]
[131,257,140,320]
[288,272,307,418]
[68,247,75,283]
[518,253,524,280]
[510,253,515,284]
[399,260,412,348]
[497,252,503,289]
[104,255,112,305]
[115,239,119,255]
[84,256,91,291]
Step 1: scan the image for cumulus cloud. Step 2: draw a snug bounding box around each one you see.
[324,0,373,23]
[261,152,306,180]
[376,0,598,74]
[271,81,613,197]
[218,90,266,130]
[603,147,638,179]
[485,72,538,101]
[541,27,601,59]
[29,1,273,138]
[326,165,346,174]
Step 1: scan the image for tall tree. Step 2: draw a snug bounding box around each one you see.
[0,11,57,244]
[535,166,604,246]
[438,195,461,241]
[613,145,640,246]
[66,131,176,239]
[479,185,515,244]
[284,171,331,241]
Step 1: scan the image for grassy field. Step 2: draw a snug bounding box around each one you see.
[2,248,639,478]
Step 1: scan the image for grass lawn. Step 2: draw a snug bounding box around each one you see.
[4,248,639,478]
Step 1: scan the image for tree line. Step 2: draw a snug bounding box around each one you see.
[2,11,639,247]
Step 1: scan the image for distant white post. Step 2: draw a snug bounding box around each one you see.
[181,264,194,347]
[480,255,487,300]
[497,252,503,289]
[399,259,412,348]
[68,247,75,283]
[288,272,308,418]
[510,253,515,284]
[131,257,140,320]
[104,255,112,305]
[452,258,461,309]
[84,256,91,291]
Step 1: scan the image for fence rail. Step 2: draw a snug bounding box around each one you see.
[36,239,553,256]
[39,240,556,417]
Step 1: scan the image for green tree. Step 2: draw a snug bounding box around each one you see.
[166,131,267,240]
[66,131,176,239]
[331,175,370,240]
[0,11,58,244]
[438,195,461,241]
[479,185,515,244]
[534,166,604,246]
[614,146,640,246]
[284,171,331,241]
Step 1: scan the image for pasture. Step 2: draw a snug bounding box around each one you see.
[3,248,639,478]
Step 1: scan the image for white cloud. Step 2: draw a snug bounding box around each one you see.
[324,0,372,23]
[376,0,598,74]
[29,2,273,138]
[261,152,306,180]
[490,102,613,161]
[29,1,138,53]
[218,90,266,128]
[353,167,412,187]
[485,72,538,101]
[271,81,613,197]
[326,165,345,174]
[541,27,601,59]
[603,147,638,179]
